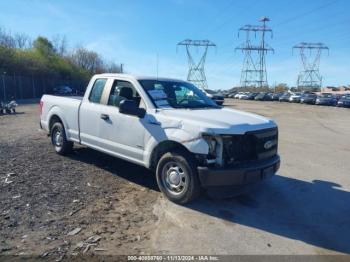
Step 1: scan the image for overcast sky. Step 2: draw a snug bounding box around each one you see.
[0,0,349,89]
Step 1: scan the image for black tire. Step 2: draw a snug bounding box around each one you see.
[50,122,73,155]
[12,108,15,113]
[156,150,201,204]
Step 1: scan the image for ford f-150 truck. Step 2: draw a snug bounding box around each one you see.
[40,74,280,204]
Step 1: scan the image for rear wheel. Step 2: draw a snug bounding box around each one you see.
[50,122,73,155]
[156,150,200,204]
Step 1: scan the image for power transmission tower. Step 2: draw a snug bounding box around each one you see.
[235,17,274,89]
[293,42,329,91]
[177,39,216,90]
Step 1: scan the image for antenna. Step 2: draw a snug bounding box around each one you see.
[156,53,159,80]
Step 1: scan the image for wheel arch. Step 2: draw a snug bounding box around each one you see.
[149,140,193,171]
[49,114,63,132]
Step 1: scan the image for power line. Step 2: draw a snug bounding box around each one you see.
[272,18,350,50]
[274,0,339,28]
[205,0,266,36]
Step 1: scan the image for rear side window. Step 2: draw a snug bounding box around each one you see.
[89,79,107,103]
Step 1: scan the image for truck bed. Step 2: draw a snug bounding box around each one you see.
[40,95,83,142]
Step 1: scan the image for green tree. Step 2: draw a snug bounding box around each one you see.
[33,37,55,56]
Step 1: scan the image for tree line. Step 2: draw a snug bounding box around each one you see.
[0,27,122,86]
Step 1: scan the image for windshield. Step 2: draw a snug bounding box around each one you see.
[138,80,219,109]
[304,94,316,98]
[205,89,216,95]
[320,93,333,98]
[256,93,266,98]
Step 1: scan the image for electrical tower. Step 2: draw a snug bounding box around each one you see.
[177,39,216,90]
[235,17,274,88]
[293,42,329,91]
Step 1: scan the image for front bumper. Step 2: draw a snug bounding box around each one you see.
[316,100,335,105]
[337,102,350,107]
[198,155,280,187]
[301,99,315,104]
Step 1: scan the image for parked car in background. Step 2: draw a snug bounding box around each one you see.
[334,94,344,102]
[226,92,235,98]
[53,85,73,96]
[300,93,317,104]
[246,92,259,100]
[255,92,272,101]
[238,93,250,100]
[204,89,224,105]
[234,92,246,99]
[337,95,350,108]
[279,93,291,102]
[270,93,283,101]
[315,93,337,106]
[289,92,303,103]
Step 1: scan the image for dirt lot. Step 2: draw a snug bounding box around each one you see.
[1,100,350,258]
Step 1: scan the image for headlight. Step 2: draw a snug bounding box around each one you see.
[202,135,217,157]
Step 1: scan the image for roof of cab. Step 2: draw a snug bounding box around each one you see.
[95,73,186,83]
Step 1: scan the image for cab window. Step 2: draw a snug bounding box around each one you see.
[89,78,107,103]
[108,80,142,107]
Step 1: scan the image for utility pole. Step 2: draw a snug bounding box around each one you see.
[293,42,329,91]
[236,17,274,89]
[177,39,216,90]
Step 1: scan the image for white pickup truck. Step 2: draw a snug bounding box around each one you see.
[40,74,280,204]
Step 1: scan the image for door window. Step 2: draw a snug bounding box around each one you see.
[108,80,141,107]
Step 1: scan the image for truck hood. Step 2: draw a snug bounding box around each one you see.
[159,107,276,135]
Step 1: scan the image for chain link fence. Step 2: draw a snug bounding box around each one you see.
[0,74,88,101]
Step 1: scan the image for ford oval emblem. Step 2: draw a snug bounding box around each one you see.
[264,140,274,150]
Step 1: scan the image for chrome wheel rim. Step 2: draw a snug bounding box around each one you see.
[53,129,63,148]
[162,161,188,195]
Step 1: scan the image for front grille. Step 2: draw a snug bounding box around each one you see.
[222,127,278,166]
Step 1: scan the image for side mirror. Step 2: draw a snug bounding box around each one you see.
[119,100,146,118]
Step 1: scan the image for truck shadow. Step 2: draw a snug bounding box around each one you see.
[67,148,350,254]
[69,146,160,192]
[187,176,350,254]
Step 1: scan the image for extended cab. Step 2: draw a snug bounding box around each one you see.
[40,74,280,204]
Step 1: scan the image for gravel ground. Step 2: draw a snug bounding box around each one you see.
[1,100,350,259]
[0,104,159,259]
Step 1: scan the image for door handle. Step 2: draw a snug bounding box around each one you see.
[100,114,109,120]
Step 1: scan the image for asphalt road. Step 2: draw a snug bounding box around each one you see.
[152,100,350,255]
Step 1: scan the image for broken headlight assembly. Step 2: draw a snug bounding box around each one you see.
[202,134,218,162]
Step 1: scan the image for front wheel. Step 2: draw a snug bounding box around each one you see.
[50,122,73,155]
[156,150,201,204]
